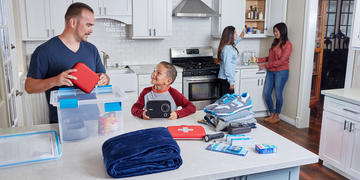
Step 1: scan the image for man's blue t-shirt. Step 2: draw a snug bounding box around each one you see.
[27,36,105,123]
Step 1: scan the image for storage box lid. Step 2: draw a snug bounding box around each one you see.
[50,85,125,108]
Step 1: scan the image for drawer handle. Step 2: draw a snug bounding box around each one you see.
[344,120,348,130]
[349,122,353,133]
[256,71,266,74]
[124,90,136,93]
[343,108,360,114]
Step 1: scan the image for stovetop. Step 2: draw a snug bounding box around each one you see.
[170,47,219,77]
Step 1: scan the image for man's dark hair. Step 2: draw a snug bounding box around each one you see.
[65,2,94,22]
[159,61,177,84]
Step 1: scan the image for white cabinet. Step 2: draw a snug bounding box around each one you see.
[237,68,267,112]
[211,0,287,39]
[211,0,245,38]
[107,69,138,112]
[130,0,172,39]
[319,96,360,179]
[351,0,360,48]
[263,0,287,36]
[234,69,240,95]
[75,0,132,24]
[19,0,72,40]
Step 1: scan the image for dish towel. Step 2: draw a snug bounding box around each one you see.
[102,127,182,178]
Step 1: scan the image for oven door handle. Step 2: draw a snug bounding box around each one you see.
[185,79,218,82]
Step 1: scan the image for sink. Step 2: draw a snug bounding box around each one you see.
[106,66,135,74]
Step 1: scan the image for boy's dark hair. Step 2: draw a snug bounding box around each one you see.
[65,2,94,22]
[159,61,177,84]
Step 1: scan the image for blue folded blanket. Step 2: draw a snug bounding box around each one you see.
[102,127,182,178]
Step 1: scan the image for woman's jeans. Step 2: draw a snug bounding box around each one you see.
[263,70,289,114]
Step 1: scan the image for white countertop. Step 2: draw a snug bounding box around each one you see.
[129,64,183,75]
[321,88,360,106]
[0,110,318,180]
[236,65,260,70]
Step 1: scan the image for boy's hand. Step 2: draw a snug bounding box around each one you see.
[142,110,151,120]
[168,111,178,120]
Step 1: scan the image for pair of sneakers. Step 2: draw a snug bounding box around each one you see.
[204,92,252,116]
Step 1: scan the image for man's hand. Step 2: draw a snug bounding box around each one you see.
[229,85,235,90]
[142,110,151,120]
[25,69,77,94]
[97,73,110,86]
[168,111,178,120]
[54,69,77,87]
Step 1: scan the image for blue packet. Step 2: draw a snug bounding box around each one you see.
[206,143,248,156]
[255,144,277,154]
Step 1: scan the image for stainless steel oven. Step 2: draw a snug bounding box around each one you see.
[171,47,222,110]
[183,75,221,110]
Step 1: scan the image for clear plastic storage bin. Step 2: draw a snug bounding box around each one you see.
[50,85,125,142]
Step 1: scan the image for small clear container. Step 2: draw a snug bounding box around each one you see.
[50,85,125,142]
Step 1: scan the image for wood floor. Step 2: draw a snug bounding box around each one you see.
[257,115,348,180]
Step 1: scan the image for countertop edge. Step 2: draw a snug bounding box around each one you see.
[321,88,360,106]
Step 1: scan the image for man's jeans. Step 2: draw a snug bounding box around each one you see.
[263,70,289,114]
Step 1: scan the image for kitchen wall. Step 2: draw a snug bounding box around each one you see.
[280,0,306,124]
[22,0,269,70]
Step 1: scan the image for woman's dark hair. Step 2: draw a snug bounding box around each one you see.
[271,23,289,49]
[216,26,239,64]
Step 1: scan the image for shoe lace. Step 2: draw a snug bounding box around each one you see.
[223,94,237,104]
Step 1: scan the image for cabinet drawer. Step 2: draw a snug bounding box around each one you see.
[324,97,360,121]
[240,69,266,78]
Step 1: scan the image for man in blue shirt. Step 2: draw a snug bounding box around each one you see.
[25,3,109,123]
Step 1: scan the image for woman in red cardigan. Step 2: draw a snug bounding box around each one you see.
[257,23,292,123]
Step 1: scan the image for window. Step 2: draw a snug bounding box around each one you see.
[325,0,337,37]
[339,0,354,37]
[325,0,354,38]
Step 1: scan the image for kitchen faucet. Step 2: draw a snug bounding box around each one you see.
[100,51,109,68]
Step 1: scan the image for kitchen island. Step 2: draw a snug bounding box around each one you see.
[0,111,318,180]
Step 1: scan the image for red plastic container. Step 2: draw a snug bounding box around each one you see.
[69,62,100,93]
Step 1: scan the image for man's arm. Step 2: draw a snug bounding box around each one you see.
[25,69,77,94]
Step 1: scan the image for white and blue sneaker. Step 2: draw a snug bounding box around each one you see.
[203,94,231,113]
[212,92,252,116]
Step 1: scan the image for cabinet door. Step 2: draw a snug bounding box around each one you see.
[257,77,267,111]
[49,0,72,37]
[319,111,347,170]
[239,78,263,112]
[351,0,360,47]
[74,0,101,16]
[265,0,287,36]
[234,70,240,95]
[151,0,171,37]
[346,121,360,178]
[132,0,151,38]
[211,0,245,38]
[23,0,50,39]
[103,0,132,16]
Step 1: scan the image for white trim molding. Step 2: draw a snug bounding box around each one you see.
[279,114,296,126]
[296,0,319,128]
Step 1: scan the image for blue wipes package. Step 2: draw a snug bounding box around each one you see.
[255,144,277,154]
[206,143,248,156]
